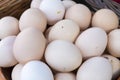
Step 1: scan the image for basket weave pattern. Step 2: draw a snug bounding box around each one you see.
[0,0,31,19]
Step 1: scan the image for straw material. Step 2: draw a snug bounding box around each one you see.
[0,0,31,19]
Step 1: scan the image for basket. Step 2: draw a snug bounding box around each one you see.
[0,0,120,80]
[0,0,31,19]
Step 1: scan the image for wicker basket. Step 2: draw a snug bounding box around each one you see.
[0,0,120,80]
[0,0,31,19]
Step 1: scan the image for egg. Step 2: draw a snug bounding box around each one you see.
[0,16,19,39]
[75,27,107,59]
[102,54,120,79]
[55,72,76,80]
[45,40,82,72]
[65,4,92,30]
[92,9,119,32]
[0,36,17,67]
[108,29,120,57]
[77,57,112,80]
[12,63,24,80]
[13,27,46,63]
[39,0,65,25]
[19,8,47,32]
[45,26,52,40]
[30,0,42,8]
[62,0,76,10]
[48,19,80,42]
[21,60,54,80]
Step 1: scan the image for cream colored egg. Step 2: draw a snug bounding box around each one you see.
[55,72,76,80]
[45,40,82,72]
[77,57,112,80]
[48,19,80,42]
[102,54,120,79]
[0,36,17,67]
[19,8,47,32]
[75,27,107,59]
[13,27,46,63]
[92,9,119,32]
[21,60,54,80]
[12,63,24,80]
[65,4,91,30]
[39,0,65,25]
[30,0,42,8]
[62,0,76,10]
[0,16,19,39]
[108,29,120,57]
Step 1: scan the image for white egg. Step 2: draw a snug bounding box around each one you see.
[45,40,82,72]
[0,36,17,67]
[108,29,120,57]
[48,19,80,42]
[39,0,65,25]
[30,0,43,8]
[62,0,76,10]
[55,72,76,80]
[77,57,112,80]
[12,63,24,80]
[75,27,107,59]
[21,60,54,80]
[102,54,120,79]
[13,27,46,63]
[0,16,19,39]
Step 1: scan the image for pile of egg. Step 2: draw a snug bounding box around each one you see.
[0,0,120,80]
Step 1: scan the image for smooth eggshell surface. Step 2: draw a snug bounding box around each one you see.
[19,8,47,32]
[0,36,17,67]
[39,0,65,25]
[45,40,82,72]
[12,63,24,80]
[102,54,120,79]
[55,72,76,80]
[65,4,91,30]
[92,9,119,32]
[77,57,112,80]
[62,0,76,10]
[75,27,107,59]
[21,60,54,80]
[30,0,43,8]
[0,16,19,39]
[108,29,120,57]
[13,27,46,63]
[48,19,80,42]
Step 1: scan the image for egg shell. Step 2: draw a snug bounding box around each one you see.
[39,0,65,25]
[65,4,92,30]
[48,19,80,42]
[30,0,43,9]
[0,16,19,39]
[75,27,107,59]
[0,36,17,67]
[55,72,76,80]
[108,29,120,57]
[21,60,54,80]
[45,40,82,72]
[62,0,76,10]
[77,57,112,80]
[12,63,24,80]
[92,9,119,32]
[13,27,46,63]
[19,8,47,32]
[102,54,120,79]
